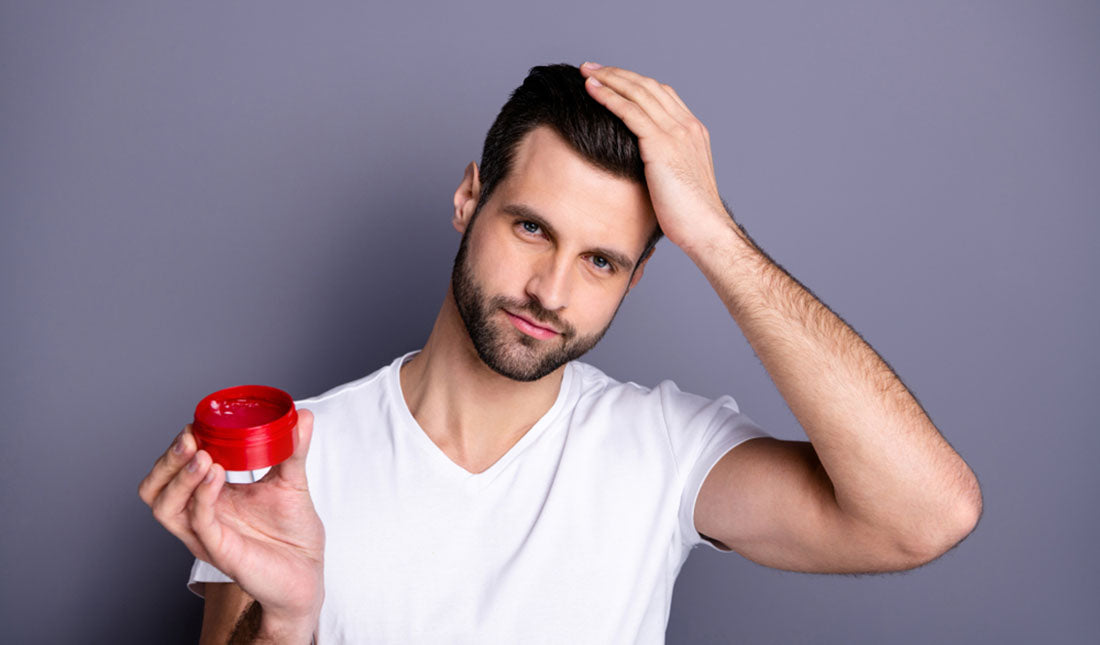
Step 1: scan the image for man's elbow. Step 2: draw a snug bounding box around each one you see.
[898,481,984,569]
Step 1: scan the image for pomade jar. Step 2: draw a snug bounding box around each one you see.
[192,385,298,484]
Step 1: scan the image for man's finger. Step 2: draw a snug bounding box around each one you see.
[150,449,213,532]
[660,82,690,112]
[138,426,196,507]
[583,74,660,139]
[190,462,226,560]
[603,65,689,122]
[581,64,686,131]
[273,408,314,489]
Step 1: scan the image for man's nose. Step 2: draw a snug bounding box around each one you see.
[525,253,572,312]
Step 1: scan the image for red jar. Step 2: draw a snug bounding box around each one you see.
[192,385,298,473]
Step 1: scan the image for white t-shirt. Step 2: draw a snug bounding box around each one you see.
[189,350,770,644]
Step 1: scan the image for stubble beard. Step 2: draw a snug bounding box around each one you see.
[450,222,623,382]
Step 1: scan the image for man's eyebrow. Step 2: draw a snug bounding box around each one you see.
[500,203,637,271]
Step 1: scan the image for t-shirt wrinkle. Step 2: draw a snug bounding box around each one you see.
[656,381,683,483]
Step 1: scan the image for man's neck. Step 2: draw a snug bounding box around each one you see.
[398,287,566,474]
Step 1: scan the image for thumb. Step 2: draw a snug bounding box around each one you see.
[274,407,314,487]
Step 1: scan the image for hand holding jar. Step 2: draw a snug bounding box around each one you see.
[138,386,326,635]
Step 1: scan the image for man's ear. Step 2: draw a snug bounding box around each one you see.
[453,161,481,234]
[626,245,656,292]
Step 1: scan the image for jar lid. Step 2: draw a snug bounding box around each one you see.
[192,385,298,472]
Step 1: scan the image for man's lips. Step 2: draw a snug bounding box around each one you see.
[503,309,560,339]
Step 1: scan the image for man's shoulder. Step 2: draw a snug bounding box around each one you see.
[570,360,746,420]
[569,359,645,399]
[570,360,721,410]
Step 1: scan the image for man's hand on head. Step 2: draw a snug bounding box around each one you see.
[579,61,732,254]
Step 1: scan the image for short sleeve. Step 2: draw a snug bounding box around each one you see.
[187,558,234,598]
[657,380,771,552]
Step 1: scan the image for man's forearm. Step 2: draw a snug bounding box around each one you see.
[228,601,316,645]
[681,208,982,550]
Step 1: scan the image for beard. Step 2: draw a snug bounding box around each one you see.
[450,221,624,382]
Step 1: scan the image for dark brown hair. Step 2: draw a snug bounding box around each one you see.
[474,63,663,264]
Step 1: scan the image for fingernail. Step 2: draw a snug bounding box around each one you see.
[187,455,199,473]
[582,61,602,69]
[173,435,184,455]
[588,76,603,87]
[203,467,216,484]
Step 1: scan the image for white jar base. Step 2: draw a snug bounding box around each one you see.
[224,466,273,484]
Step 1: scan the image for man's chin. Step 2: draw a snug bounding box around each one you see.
[486,365,546,383]
[476,339,568,383]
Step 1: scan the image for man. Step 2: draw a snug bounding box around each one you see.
[139,62,982,644]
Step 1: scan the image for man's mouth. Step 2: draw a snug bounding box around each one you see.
[503,309,560,339]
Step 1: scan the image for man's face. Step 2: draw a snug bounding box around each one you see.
[451,126,656,382]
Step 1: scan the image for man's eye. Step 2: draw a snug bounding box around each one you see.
[520,221,541,235]
[590,256,613,271]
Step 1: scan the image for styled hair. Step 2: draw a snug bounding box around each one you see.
[474,63,663,264]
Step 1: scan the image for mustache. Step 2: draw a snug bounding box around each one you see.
[491,295,573,337]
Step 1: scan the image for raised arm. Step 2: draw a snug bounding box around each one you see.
[578,61,981,572]
[684,209,980,572]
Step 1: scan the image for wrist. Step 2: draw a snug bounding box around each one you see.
[259,571,324,640]
[677,211,754,262]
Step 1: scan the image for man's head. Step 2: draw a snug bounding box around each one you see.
[450,63,661,382]
[471,63,664,258]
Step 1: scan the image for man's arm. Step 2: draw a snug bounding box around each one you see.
[200,582,254,644]
[684,200,981,572]
[578,62,982,572]
[200,582,317,644]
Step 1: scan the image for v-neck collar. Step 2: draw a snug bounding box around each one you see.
[386,350,576,484]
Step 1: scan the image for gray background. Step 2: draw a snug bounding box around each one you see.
[2,1,1097,643]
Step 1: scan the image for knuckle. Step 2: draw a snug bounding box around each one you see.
[151,502,170,524]
[138,480,152,506]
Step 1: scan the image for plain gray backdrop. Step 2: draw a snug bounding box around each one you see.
[2,1,1097,643]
